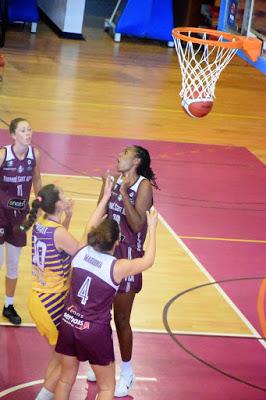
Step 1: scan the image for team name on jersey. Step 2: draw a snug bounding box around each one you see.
[109,201,125,214]
[84,254,103,269]
[3,175,32,183]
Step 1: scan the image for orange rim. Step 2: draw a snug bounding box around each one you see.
[172,27,262,62]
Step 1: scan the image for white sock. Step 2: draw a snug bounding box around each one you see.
[121,361,133,375]
[5,296,14,307]
[35,387,53,400]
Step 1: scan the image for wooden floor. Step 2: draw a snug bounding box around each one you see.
[0,16,265,335]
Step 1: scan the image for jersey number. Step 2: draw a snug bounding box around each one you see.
[17,184,23,197]
[32,235,47,271]
[77,277,92,305]
[113,213,121,224]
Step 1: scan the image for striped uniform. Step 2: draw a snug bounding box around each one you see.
[0,144,36,246]
[108,175,147,293]
[29,215,72,345]
[56,246,119,365]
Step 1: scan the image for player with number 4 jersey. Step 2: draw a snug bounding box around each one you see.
[54,207,158,400]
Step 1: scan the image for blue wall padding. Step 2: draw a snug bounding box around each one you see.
[116,0,173,41]
[8,0,39,22]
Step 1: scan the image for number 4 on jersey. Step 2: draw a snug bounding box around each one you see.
[77,276,92,305]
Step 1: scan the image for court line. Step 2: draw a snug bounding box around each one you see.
[0,322,258,339]
[158,214,266,350]
[179,235,266,244]
[0,376,157,397]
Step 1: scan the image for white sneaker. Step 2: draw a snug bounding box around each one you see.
[114,372,136,397]
[87,367,96,382]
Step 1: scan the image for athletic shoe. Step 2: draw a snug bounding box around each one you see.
[87,367,96,382]
[2,305,22,325]
[114,372,136,397]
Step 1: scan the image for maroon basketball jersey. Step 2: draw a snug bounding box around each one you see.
[64,246,119,325]
[108,175,148,252]
[0,144,36,209]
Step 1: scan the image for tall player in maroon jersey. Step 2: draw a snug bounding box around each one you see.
[88,145,158,397]
[0,118,42,325]
[54,208,158,400]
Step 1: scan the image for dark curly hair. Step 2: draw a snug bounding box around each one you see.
[133,145,159,189]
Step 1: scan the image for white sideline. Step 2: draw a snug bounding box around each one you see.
[158,214,266,350]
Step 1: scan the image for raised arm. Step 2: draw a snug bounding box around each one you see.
[113,208,158,283]
[54,227,79,256]
[79,175,114,246]
[120,176,153,233]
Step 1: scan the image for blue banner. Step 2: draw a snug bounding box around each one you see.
[116,0,173,41]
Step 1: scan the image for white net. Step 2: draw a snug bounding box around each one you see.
[173,31,238,105]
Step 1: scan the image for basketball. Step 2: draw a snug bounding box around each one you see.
[182,97,213,118]
[182,85,213,118]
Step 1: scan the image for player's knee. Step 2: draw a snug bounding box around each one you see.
[5,243,21,279]
[6,262,19,279]
[114,313,130,330]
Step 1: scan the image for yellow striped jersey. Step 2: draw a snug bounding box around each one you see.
[31,215,72,293]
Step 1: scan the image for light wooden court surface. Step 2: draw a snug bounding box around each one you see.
[0,17,265,338]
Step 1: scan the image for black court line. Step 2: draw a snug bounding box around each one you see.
[163,276,266,393]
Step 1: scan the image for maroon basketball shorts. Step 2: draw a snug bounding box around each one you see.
[56,319,115,366]
[114,243,143,294]
[0,208,27,247]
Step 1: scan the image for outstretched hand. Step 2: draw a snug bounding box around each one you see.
[64,198,74,218]
[103,172,114,199]
[146,207,158,229]
[120,173,131,195]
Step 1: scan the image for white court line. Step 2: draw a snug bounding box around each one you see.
[0,376,157,397]
[130,328,259,338]
[0,323,258,339]
[158,214,266,350]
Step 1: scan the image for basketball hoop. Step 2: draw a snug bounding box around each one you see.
[172,27,262,108]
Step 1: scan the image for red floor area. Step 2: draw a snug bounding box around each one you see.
[0,328,266,399]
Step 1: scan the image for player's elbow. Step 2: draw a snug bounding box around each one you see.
[131,221,145,233]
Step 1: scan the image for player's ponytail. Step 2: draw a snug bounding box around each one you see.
[19,184,60,232]
[87,218,119,252]
[134,145,159,189]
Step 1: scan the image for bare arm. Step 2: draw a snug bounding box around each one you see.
[79,175,114,247]
[32,147,42,196]
[113,208,158,283]
[0,148,8,205]
[121,178,153,233]
[0,147,5,167]
[62,199,74,230]
[97,174,118,205]
[54,227,79,256]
